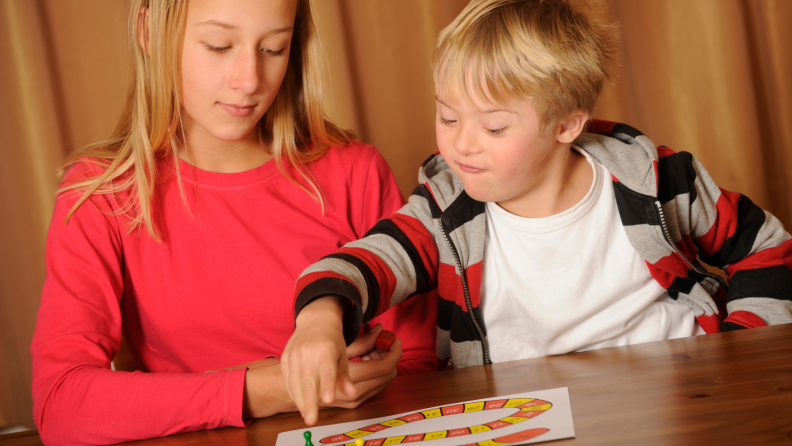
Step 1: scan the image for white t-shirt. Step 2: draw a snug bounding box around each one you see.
[481,148,705,363]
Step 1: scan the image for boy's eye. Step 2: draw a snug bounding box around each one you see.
[439,116,456,126]
[486,127,507,136]
[204,44,231,53]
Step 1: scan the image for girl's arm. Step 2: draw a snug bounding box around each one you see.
[32,189,254,446]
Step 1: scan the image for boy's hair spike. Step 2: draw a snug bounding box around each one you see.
[433,0,620,134]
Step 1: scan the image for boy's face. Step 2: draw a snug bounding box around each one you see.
[435,93,558,209]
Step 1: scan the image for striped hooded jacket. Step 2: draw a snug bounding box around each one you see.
[294,120,792,368]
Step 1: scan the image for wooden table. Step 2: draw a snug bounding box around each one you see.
[3,324,791,445]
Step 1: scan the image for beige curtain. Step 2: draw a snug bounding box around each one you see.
[1,0,789,430]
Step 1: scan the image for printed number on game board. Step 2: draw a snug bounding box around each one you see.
[320,398,553,445]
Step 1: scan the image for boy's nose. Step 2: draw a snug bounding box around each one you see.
[454,126,483,156]
[229,50,260,94]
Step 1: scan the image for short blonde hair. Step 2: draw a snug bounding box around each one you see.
[433,0,620,133]
[59,0,350,239]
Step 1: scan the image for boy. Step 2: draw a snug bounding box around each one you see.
[282,0,792,425]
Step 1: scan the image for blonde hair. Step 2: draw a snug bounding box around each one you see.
[58,0,352,239]
[433,0,620,133]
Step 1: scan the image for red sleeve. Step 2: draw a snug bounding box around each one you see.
[356,149,437,375]
[31,178,248,446]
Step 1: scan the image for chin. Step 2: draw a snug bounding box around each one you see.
[211,124,259,142]
[461,183,497,203]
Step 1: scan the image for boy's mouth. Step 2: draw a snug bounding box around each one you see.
[457,162,485,173]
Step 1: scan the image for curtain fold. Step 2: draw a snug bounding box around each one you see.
[0,0,789,429]
[0,0,63,429]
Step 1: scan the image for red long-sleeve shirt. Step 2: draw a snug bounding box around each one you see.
[31,142,437,446]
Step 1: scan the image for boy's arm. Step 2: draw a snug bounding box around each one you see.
[294,190,441,346]
[356,148,437,376]
[673,151,792,330]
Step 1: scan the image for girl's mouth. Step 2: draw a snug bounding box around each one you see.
[218,102,256,117]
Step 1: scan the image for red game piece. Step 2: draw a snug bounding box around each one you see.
[376,330,395,351]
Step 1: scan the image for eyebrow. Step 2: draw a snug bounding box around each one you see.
[435,96,517,114]
[196,20,294,35]
[197,20,238,30]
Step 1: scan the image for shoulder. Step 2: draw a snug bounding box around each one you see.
[60,157,109,183]
[316,140,381,167]
[55,157,130,217]
[309,140,393,180]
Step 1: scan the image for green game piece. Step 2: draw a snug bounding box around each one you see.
[303,431,314,446]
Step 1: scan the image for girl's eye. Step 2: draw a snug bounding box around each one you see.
[487,127,507,136]
[204,44,231,53]
[438,116,456,126]
[261,48,286,56]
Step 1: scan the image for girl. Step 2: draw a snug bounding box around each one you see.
[31,0,436,445]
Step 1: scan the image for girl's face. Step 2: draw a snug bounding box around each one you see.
[180,0,297,145]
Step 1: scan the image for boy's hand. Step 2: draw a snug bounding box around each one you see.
[240,336,401,420]
[281,296,352,425]
[282,296,350,425]
[282,297,402,425]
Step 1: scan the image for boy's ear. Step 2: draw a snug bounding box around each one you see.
[137,7,151,56]
[556,111,589,144]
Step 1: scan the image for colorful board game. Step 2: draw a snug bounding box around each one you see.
[276,387,575,446]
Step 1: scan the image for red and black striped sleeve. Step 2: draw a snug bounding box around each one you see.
[664,150,792,330]
[294,187,441,345]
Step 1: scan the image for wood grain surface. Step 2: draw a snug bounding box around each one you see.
[3,324,790,446]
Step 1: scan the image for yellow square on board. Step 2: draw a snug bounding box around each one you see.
[503,398,535,408]
[521,404,552,411]
[424,431,448,440]
[469,425,492,434]
[382,436,406,445]
[378,419,407,427]
[500,416,529,424]
[464,402,486,412]
[421,408,442,418]
[344,430,372,439]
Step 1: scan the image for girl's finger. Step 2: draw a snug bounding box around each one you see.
[334,378,393,409]
[336,354,358,398]
[348,339,402,383]
[346,324,382,359]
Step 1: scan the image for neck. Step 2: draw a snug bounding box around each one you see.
[179,123,273,174]
[498,143,593,218]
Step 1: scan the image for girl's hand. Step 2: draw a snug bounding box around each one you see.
[332,337,401,409]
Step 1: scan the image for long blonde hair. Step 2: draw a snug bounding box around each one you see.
[58,0,352,239]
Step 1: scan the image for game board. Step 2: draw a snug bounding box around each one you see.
[276,387,574,446]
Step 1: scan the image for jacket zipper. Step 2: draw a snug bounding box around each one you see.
[654,201,727,288]
[437,218,491,365]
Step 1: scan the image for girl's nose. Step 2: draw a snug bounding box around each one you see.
[229,50,260,94]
